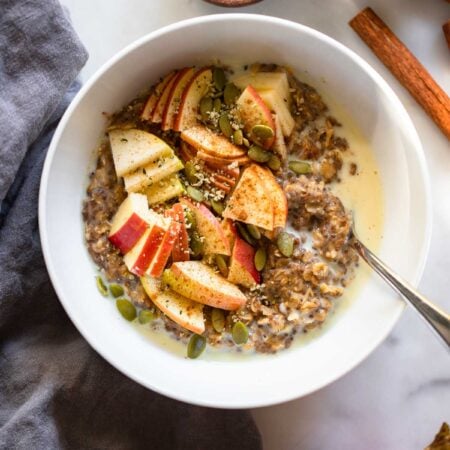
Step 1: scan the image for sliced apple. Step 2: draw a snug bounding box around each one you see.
[151,71,179,123]
[253,164,287,229]
[141,71,176,121]
[181,125,246,159]
[221,219,237,249]
[180,198,231,256]
[109,129,173,177]
[165,203,190,262]
[161,67,196,131]
[174,67,213,132]
[144,174,184,205]
[196,150,250,167]
[123,210,169,276]
[223,164,274,231]
[231,71,290,106]
[179,141,197,163]
[163,261,247,310]
[141,276,204,334]
[108,193,150,253]
[258,90,295,137]
[146,217,180,278]
[272,114,287,162]
[236,85,275,149]
[228,235,260,288]
[123,153,184,193]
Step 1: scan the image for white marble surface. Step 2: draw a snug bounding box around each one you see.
[60,0,450,448]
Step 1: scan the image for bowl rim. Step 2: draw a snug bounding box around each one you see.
[39,13,432,408]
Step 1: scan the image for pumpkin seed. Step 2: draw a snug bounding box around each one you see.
[267,155,281,171]
[236,222,255,246]
[277,231,294,257]
[251,124,274,140]
[184,161,198,184]
[219,114,233,138]
[211,308,225,333]
[232,321,249,345]
[289,160,312,175]
[223,83,240,105]
[138,309,155,324]
[246,223,261,240]
[213,67,226,91]
[190,231,204,257]
[233,129,243,146]
[248,145,271,163]
[116,299,137,321]
[184,207,196,229]
[95,276,108,296]
[254,248,267,271]
[213,98,222,112]
[187,334,206,359]
[215,254,228,277]
[186,186,204,202]
[211,199,224,216]
[199,96,213,121]
[109,283,124,298]
[243,137,250,148]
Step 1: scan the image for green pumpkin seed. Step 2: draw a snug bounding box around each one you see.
[95,276,108,296]
[254,248,267,271]
[186,186,204,202]
[213,67,227,91]
[267,155,281,171]
[251,124,274,140]
[116,299,137,321]
[199,96,213,121]
[138,309,155,324]
[211,199,224,216]
[211,308,225,333]
[236,222,255,246]
[289,160,312,175]
[190,231,204,257]
[243,137,250,148]
[277,231,294,257]
[246,223,261,240]
[219,114,233,138]
[213,98,222,113]
[223,83,240,105]
[187,334,206,359]
[248,145,271,163]
[233,129,244,146]
[215,254,228,277]
[232,321,249,345]
[109,283,124,298]
[184,208,196,229]
[184,161,199,184]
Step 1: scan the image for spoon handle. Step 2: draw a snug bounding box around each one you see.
[353,240,450,348]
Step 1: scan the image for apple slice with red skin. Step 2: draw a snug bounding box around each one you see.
[140,276,204,334]
[228,235,261,287]
[196,150,250,167]
[179,141,197,163]
[181,125,246,159]
[180,198,231,256]
[174,67,213,132]
[146,218,181,277]
[151,71,179,123]
[161,67,196,131]
[236,85,276,149]
[141,71,176,121]
[221,219,237,250]
[163,261,247,310]
[123,222,167,276]
[165,203,190,262]
[108,193,150,254]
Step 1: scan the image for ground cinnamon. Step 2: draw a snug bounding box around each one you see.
[443,20,450,50]
[350,7,450,140]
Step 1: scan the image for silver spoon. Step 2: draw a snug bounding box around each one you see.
[349,220,450,348]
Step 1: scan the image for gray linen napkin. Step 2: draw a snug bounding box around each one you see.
[0,1,262,448]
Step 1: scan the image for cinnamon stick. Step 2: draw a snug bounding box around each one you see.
[350,7,450,140]
[443,20,450,50]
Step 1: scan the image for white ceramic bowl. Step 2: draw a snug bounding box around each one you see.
[39,14,431,408]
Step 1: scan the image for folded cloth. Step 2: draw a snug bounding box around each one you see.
[0,1,262,449]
